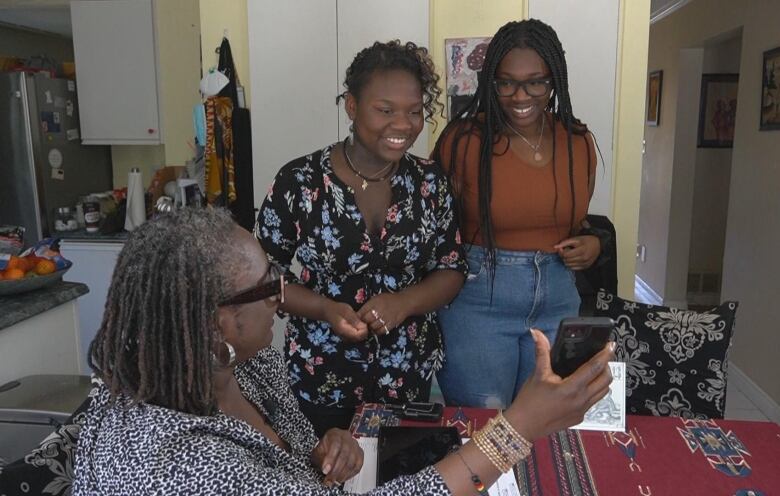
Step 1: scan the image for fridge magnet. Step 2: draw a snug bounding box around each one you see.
[444,36,491,120]
[41,111,61,133]
[697,73,739,147]
[67,129,79,141]
[760,46,780,130]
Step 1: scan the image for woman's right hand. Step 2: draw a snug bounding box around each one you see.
[322,301,369,342]
[504,329,615,441]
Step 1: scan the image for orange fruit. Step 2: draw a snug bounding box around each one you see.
[34,259,57,275]
[6,256,25,271]
[3,268,25,280]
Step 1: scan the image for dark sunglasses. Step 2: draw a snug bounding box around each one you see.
[218,267,286,307]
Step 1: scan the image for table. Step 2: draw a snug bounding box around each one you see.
[350,404,780,495]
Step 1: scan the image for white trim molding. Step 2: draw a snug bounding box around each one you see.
[729,363,780,425]
[650,0,691,24]
[634,275,663,305]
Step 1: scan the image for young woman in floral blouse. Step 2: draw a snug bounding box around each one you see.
[255,40,467,435]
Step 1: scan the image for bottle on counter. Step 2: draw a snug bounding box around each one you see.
[83,198,101,233]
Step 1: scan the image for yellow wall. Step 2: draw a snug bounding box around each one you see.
[199,0,250,107]
[612,0,650,298]
[428,0,526,146]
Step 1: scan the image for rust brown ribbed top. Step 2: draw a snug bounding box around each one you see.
[438,116,596,253]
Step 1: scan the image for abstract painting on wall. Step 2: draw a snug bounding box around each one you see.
[760,46,780,131]
[444,37,491,120]
[697,73,739,148]
[646,70,662,126]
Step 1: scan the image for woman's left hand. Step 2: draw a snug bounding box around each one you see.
[357,293,410,337]
[311,428,364,487]
[554,235,601,271]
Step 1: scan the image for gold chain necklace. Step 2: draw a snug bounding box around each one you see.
[343,139,395,190]
[506,112,545,162]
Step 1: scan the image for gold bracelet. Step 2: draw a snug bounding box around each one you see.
[472,413,533,473]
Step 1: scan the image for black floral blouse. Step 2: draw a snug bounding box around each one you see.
[255,144,466,410]
[72,348,451,495]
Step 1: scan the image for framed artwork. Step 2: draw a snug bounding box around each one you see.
[697,73,739,148]
[646,70,662,126]
[760,46,780,130]
[444,37,491,120]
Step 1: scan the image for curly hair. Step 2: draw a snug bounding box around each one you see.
[432,19,596,287]
[337,40,444,126]
[89,207,245,416]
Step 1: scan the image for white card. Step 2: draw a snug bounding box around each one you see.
[571,361,626,432]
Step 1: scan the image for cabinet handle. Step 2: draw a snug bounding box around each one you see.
[147,128,155,134]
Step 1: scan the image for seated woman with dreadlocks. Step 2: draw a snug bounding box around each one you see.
[432,19,604,409]
[73,208,613,495]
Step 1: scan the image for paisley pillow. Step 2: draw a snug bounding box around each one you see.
[594,290,738,419]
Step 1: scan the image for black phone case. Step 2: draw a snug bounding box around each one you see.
[550,317,614,377]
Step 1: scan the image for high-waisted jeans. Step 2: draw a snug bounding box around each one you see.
[436,245,581,408]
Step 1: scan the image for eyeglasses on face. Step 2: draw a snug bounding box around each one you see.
[493,77,552,98]
[218,266,286,307]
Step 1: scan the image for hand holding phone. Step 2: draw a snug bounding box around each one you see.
[550,317,615,378]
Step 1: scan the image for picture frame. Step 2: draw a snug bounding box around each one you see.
[697,73,739,148]
[760,46,780,131]
[646,70,663,126]
[444,37,491,121]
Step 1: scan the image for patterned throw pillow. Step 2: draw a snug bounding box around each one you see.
[594,290,738,419]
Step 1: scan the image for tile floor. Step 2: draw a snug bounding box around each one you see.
[725,376,771,422]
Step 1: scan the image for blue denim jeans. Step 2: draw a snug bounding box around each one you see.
[436,245,581,408]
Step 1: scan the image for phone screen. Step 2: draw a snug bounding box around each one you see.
[376,426,461,486]
[550,317,614,377]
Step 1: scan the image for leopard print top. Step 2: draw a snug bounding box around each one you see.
[73,347,450,495]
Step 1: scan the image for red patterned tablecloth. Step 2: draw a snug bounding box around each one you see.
[351,404,780,495]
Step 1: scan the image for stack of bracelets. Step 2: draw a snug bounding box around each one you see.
[457,412,534,495]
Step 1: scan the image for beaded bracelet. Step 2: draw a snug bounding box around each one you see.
[472,413,533,473]
[455,450,489,496]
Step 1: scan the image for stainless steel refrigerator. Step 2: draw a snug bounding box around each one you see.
[0,72,112,246]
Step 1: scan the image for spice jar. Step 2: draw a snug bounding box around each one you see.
[54,206,78,232]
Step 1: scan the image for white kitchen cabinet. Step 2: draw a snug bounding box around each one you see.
[60,240,123,373]
[70,0,162,145]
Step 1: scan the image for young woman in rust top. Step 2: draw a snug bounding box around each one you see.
[432,19,602,408]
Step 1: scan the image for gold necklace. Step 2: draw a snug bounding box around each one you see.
[343,140,395,190]
[506,112,545,162]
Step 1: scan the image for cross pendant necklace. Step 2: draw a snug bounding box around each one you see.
[343,139,395,190]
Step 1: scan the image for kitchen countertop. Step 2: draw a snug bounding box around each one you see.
[0,281,89,331]
[55,229,128,242]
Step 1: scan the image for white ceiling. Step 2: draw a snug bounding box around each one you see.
[0,0,72,37]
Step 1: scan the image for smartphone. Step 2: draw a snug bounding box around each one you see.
[550,317,615,378]
[386,402,444,422]
[376,426,461,485]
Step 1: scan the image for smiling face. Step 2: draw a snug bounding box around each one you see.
[495,47,552,133]
[346,69,424,165]
[218,227,279,361]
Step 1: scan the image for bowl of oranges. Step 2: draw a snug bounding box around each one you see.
[0,242,72,296]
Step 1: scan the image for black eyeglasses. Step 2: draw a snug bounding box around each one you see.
[494,77,552,98]
[218,266,286,307]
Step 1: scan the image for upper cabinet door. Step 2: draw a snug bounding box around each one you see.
[71,0,162,145]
